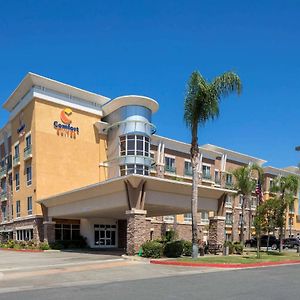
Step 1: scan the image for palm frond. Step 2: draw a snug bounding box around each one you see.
[211,71,242,100]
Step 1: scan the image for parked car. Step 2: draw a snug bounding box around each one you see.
[283,238,300,249]
[245,235,280,250]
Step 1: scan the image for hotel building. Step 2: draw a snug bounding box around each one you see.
[0,73,299,254]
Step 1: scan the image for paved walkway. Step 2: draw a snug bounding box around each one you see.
[0,250,225,295]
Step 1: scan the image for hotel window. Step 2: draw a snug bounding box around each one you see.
[16,200,20,218]
[184,161,192,176]
[27,196,32,215]
[289,204,295,214]
[226,173,233,185]
[201,211,209,223]
[119,135,150,157]
[239,213,243,226]
[215,170,221,184]
[225,195,233,208]
[288,217,294,226]
[14,143,20,158]
[8,174,12,187]
[25,134,31,149]
[11,204,13,218]
[150,152,155,170]
[165,156,176,173]
[120,164,149,176]
[269,178,274,191]
[16,229,33,241]
[26,166,32,186]
[202,165,211,180]
[184,213,192,223]
[238,195,244,208]
[1,206,7,221]
[163,215,175,223]
[15,172,20,191]
[251,196,257,209]
[55,224,80,241]
[225,212,233,225]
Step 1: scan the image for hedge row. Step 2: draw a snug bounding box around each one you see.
[141,240,192,258]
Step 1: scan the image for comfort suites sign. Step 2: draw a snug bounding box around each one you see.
[53,108,80,138]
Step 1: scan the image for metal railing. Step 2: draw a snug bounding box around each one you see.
[24,145,32,160]
[0,191,7,201]
[165,165,176,173]
[13,155,20,166]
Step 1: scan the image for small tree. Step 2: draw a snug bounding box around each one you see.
[271,175,299,252]
[233,164,263,244]
[254,197,280,256]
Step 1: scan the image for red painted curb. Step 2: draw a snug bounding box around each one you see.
[150,259,300,269]
[0,248,44,253]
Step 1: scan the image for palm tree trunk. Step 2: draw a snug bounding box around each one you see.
[240,195,245,244]
[191,126,199,259]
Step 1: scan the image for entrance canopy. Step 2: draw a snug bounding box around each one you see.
[38,174,236,219]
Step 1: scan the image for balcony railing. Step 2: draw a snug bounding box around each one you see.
[225,220,233,226]
[24,145,32,160]
[201,219,209,225]
[13,155,20,167]
[0,191,7,202]
[225,202,232,208]
[184,169,192,176]
[214,177,221,185]
[202,173,212,180]
[225,182,234,189]
[0,167,7,178]
[165,165,176,173]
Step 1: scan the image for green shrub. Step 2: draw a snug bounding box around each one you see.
[49,241,64,250]
[14,243,22,250]
[165,229,178,242]
[182,240,192,256]
[39,242,50,250]
[7,239,15,249]
[141,241,164,258]
[233,242,243,255]
[164,240,184,258]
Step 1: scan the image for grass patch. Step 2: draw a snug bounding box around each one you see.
[176,252,300,264]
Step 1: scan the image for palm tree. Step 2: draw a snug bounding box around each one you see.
[232,165,255,244]
[271,175,299,252]
[184,70,242,258]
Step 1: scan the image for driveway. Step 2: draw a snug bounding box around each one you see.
[0,249,124,271]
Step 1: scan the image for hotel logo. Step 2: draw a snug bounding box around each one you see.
[53,108,79,139]
[60,108,72,124]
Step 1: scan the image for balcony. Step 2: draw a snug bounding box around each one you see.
[0,167,7,178]
[24,145,32,160]
[0,191,7,202]
[165,165,176,174]
[251,205,257,210]
[13,155,20,167]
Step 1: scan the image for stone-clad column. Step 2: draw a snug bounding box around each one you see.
[126,209,147,255]
[43,220,56,243]
[208,216,225,247]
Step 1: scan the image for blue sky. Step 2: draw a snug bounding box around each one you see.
[0,0,299,168]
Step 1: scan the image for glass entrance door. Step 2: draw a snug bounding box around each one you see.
[94,224,117,247]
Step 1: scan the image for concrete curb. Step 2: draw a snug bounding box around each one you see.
[150,259,300,269]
